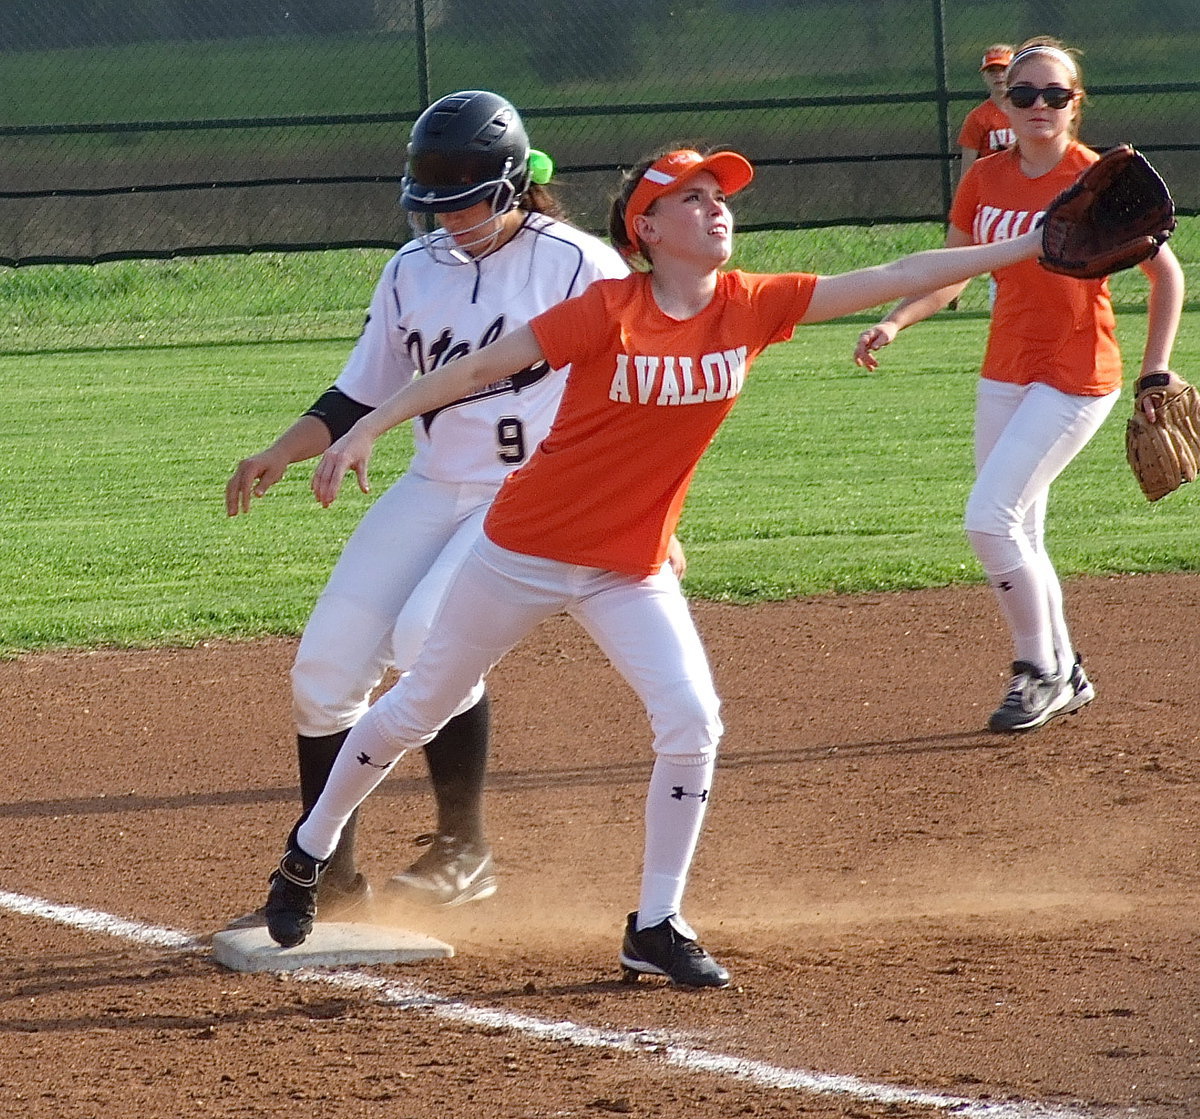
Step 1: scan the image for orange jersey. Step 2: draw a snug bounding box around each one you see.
[956,100,1014,157]
[483,270,817,577]
[950,143,1122,396]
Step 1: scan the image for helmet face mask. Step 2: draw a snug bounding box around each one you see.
[401,90,531,264]
[406,183,518,266]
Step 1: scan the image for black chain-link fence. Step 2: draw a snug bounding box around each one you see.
[1,0,1196,348]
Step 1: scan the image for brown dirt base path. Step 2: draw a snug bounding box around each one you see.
[0,574,1197,1119]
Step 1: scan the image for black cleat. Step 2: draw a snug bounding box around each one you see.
[987,660,1072,734]
[225,871,372,932]
[619,912,730,988]
[263,827,328,948]
[383,833,496,908]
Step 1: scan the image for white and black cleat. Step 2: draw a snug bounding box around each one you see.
[383,833,497,908]
[987,661,1073,734]
[618,912,730,988]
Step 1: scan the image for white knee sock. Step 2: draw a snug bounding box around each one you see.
[966,530,1055,675]
[636,753,715,930]
[1029,547,1074,674]
[297,707,409,860]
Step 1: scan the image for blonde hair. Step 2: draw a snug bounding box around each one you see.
[1007,36,1086,139]
[1008,36,1084,87]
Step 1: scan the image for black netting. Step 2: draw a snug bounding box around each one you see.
[1,0,1197,264]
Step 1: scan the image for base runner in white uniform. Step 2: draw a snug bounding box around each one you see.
[224,91,628,921]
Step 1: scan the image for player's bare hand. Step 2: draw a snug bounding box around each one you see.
[853,322,898,371]
[225,450,289,516]
[667,534,687,580]
[312,428,375,507]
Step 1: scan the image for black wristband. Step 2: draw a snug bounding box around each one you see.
[1135,372,1172,393]
[305,386,374,441]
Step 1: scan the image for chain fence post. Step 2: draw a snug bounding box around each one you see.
[929,0,953,220]
[414,0,430,110]
[930,0,958,309]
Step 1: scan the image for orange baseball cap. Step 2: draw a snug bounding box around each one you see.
[980,46,1013,70]
[623,149,754,251]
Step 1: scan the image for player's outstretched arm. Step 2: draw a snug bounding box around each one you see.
[802,228,1040,325]
[312,325,546,507]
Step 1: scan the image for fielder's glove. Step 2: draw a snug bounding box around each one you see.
[1125,372,1200,502]
[1039,144,1175,281]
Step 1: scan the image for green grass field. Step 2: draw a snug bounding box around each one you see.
[2,260,1196,654]
[4,219,1197,355]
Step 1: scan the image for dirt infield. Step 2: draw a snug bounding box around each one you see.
[0,575,1197,1119]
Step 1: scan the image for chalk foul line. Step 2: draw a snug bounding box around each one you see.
[0,889,1122,1119]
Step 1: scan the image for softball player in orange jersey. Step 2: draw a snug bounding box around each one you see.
[855,38,1184,734]
[260,146,1050,986]
[958,44,1016,177]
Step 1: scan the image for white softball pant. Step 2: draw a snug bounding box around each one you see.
[964,378,1119,674]
[300,535,723,927]
[291,471,493,737]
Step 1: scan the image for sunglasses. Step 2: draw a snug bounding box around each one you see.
[1006,84,1074,110]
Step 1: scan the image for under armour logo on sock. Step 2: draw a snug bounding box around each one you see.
[997,580,1013,591]
[671,786,709,801]
[356,752,390,769]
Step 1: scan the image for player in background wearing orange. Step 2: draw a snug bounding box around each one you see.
[958,44,1016,178]
[855,38,1184,734]
[258,146,1051,986]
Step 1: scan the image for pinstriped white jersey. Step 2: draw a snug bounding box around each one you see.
[336,213,628,486]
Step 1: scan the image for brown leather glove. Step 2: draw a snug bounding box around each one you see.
[1125,372,1200,502]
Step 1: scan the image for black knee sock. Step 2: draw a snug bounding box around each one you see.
[421,692,490,848]
[297,730,360,888]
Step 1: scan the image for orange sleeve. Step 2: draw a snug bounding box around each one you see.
[948,166,981,237]
[956,105,983,151]
[737,271,819,345]
[528,280,611,372]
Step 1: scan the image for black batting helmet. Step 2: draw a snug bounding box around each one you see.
[401,90,531,214]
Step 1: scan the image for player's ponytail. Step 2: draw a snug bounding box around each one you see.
[608,152,669,269]
[520,181,567,220]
